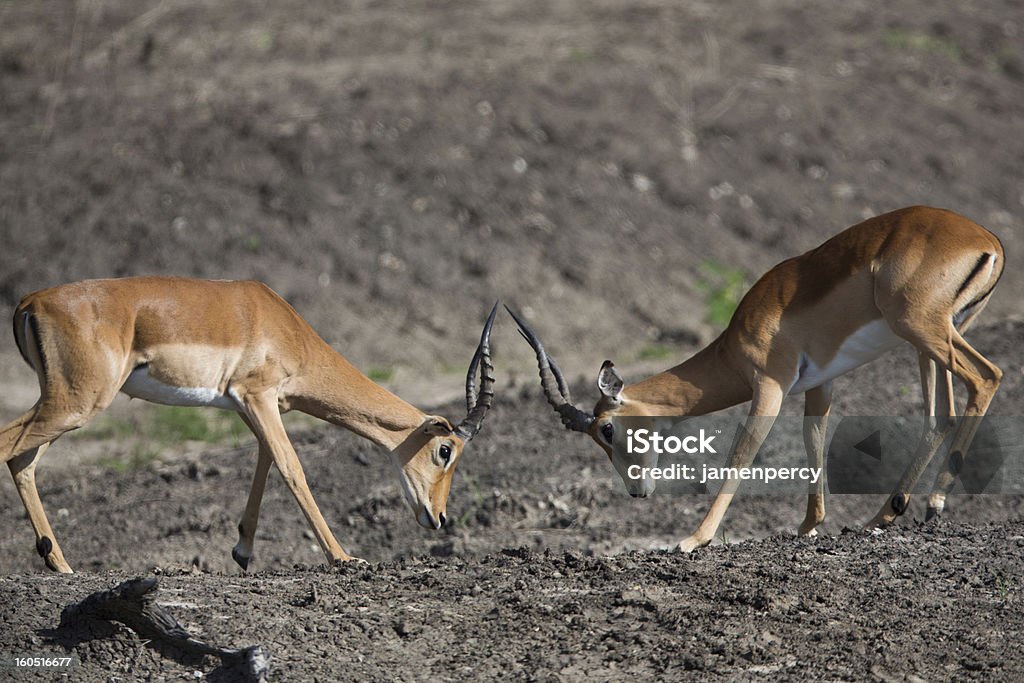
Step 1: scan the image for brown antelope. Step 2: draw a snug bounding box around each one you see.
[1,277,497,572]
[510,206,1003,551]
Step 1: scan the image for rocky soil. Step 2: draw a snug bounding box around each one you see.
[1,0,1023,680]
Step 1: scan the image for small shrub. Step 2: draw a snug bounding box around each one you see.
[697,261,747,329]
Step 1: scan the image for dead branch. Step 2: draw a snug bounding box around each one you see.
[58,577,270,682]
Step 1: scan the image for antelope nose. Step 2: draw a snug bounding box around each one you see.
[438,512,447,528]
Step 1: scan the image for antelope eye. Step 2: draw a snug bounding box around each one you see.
[601,423,614,442]
[439,444,452,463]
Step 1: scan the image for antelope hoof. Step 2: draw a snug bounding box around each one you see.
[925,494,946,522]
[863,513,894,531]
[798,527,819,537]
[231,546,251,571]
[37,537,72,573]
[333,555,368,566]
[890,493,909,516]
[676,535,708,553]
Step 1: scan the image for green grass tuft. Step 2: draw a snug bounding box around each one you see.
[80,405,248,472]
[96,442,162,473]
[367,367,395,383]
[697,260,747,329]
[243,235,262,252]
[636,344,675,362]
[884,29,964,62]
[74,415,136,440]
[150,406,246,444]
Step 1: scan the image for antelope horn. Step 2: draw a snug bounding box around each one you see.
[504,305,595,433]
[453,302,499,441]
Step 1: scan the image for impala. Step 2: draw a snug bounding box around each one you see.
[510,206,1003,551]
[1,277,497,572]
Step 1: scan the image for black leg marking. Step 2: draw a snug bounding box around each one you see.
[891,493,908,516]
[237,521,246,537]
[36,536,58,571]
[231,547,251,571]
[949,450,964,476]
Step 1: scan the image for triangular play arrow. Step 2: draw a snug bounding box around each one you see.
[853,430,882,461]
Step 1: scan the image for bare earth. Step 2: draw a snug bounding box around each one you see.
[1,0,1023,681]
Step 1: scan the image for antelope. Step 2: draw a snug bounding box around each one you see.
[510,206,1003,551]
[1,276,497,572]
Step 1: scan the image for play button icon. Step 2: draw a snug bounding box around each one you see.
[853,430,882,462]
[826,417,1004,494]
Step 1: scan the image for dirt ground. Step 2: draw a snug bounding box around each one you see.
[1,0,1024,681]
[1,324,1023,682]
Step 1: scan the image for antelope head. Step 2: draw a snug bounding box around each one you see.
[506,306,659,498]
[392,303,498,529]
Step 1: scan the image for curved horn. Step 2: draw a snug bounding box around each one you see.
[504,305,595,433]
[454,302,498,441]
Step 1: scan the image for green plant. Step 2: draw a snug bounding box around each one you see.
[282,411,319,433]
[567,46,591,62]
[697,261,747,329]
[884,29,964,62]
[150,406,245,443]
[367,367,395,382]
[252,29,275,53]
[73,406,246,446]
[636,344,675,362]
[243,235,262,253]
[88,407,247,472]
[439,362,466,375]
[992,571,1011,600]
[97,442,162,473]
[74,415,136,440]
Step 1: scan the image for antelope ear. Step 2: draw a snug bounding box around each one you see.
[597,360,624,401]
[423,416,453,436]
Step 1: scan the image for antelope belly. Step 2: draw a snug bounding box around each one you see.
[121,366,238,410]
[788,319,904,395]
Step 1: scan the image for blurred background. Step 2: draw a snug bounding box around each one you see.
[1,0,1022,409]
